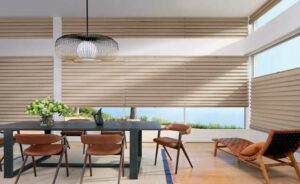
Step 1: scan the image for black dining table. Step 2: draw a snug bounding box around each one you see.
[0,121,161,179]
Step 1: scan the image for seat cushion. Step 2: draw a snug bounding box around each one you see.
[101,131,124,136]
[24,144,63,156]
[240,142,265,156]
[61,131,83,136]
[87,145,122,155]
[153,137,180,148]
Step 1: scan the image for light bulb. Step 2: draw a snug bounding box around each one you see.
[77,41,98,60]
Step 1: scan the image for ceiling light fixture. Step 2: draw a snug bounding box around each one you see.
[55,0,119,61]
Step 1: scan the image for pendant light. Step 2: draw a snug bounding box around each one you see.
[55,0,119,61]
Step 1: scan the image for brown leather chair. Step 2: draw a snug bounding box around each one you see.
[14,134,69,184]
[0,130,24,172]
[101,131,127,149]
[80,134,125,184]
[154,123,193,174]
[61,118,90,154]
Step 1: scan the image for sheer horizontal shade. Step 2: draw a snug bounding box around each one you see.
[250,68,300,132]
[0,18,53,38]
[63,18,248,38]
[62,56,248,107]
[0,57,53,123]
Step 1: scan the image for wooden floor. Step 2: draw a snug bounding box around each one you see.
[1,143,300,184]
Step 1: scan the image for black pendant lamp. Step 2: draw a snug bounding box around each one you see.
[55,0,119,61]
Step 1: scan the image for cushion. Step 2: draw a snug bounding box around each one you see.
[240,142,265,156]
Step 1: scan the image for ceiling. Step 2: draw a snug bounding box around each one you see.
[0,0,267,17]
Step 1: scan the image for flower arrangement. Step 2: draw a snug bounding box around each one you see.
[25,97,71,126]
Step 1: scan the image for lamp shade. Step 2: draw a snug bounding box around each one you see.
[55,34,119,61]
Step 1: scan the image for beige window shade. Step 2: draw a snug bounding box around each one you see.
[0,18,53,38]
[63,18,248,38]
[249,0,282,24]
[250,68,300,132]
[0,57,53,123]
[62,56,248,108]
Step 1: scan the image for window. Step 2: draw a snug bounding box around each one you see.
[254,35,300,77]
[185,108,245,129]
[137,108,184,124]
[255,0,299,30]
[101,107,130,120]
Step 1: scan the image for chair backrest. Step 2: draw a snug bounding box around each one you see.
[67,118,91,122]
[261,130,300,159]
[165,124,192,134]
[15,134,61,145]
[81,135,123,145]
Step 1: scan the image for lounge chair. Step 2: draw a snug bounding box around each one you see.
[213,130,300,184]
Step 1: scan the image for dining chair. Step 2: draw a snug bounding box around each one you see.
[14,134,69,184]
[80,134,125,184]
[61,118,91,154]
[101,131,127,149]
[154,123,193,174]
[0,130,25,172]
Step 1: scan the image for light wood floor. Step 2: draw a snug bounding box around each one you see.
[1,143,300,184]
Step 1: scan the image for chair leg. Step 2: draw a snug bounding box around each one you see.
[14,155,29,184]
[19,144,24,161]
[122,152,125,177]
[118,154,122,184]
[0,156,4,172]
[88,155,93,176]
[213,142,218,157]
[83,144,86,154]
[288,153,300,180]
[32,156,37,177]
[154,143,159,165]
[257,155,270,184]
[175,148,181,174]
[124,132,127,149]
[52,151,64,184]
[80,154,89,184]
[181,145,193,168]
[64,149,69,177]
[163,146,172,160]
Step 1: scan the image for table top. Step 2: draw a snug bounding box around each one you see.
[0,121,162,131]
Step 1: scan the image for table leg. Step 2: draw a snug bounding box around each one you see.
[138,130,142,157]
[4,129,14,178]
[129,130,140,179]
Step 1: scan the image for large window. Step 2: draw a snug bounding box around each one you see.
[185,108,244,129]
[255,0,299,30]
[137,108,184,124]
[254,35,300,77]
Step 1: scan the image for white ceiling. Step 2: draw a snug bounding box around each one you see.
[0,0,267,17]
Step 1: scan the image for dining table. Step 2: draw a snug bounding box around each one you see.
[0,120,162,179]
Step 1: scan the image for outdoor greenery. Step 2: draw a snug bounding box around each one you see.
[66,107,242,129]
[25,97,71,118]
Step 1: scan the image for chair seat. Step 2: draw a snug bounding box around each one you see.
[87,144,122,155]
[0,137,3,145]
[61,131,83,136]
[25,144,63,156]
[154,137,181,148]
[101,131,124,136]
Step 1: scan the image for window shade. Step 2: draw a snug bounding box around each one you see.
[249,0,282,24]
[0,57,53,123]
[0,18,53,38]
[62,56,248,108]
[63,18,248,38]
[250,68,300,132]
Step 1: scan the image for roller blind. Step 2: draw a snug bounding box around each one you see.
[63,18,248,38]
[0,18,53,38]
[62,56,248,107]
[249,0,282,24]
[0,57,53,123]
[250,68,300,132]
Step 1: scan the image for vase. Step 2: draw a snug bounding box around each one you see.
[40,116,54,126]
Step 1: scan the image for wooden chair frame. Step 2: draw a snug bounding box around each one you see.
[80,136,125,184]
[14,135,69,184]
[214,140,300,184]
[154,130,193,174]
